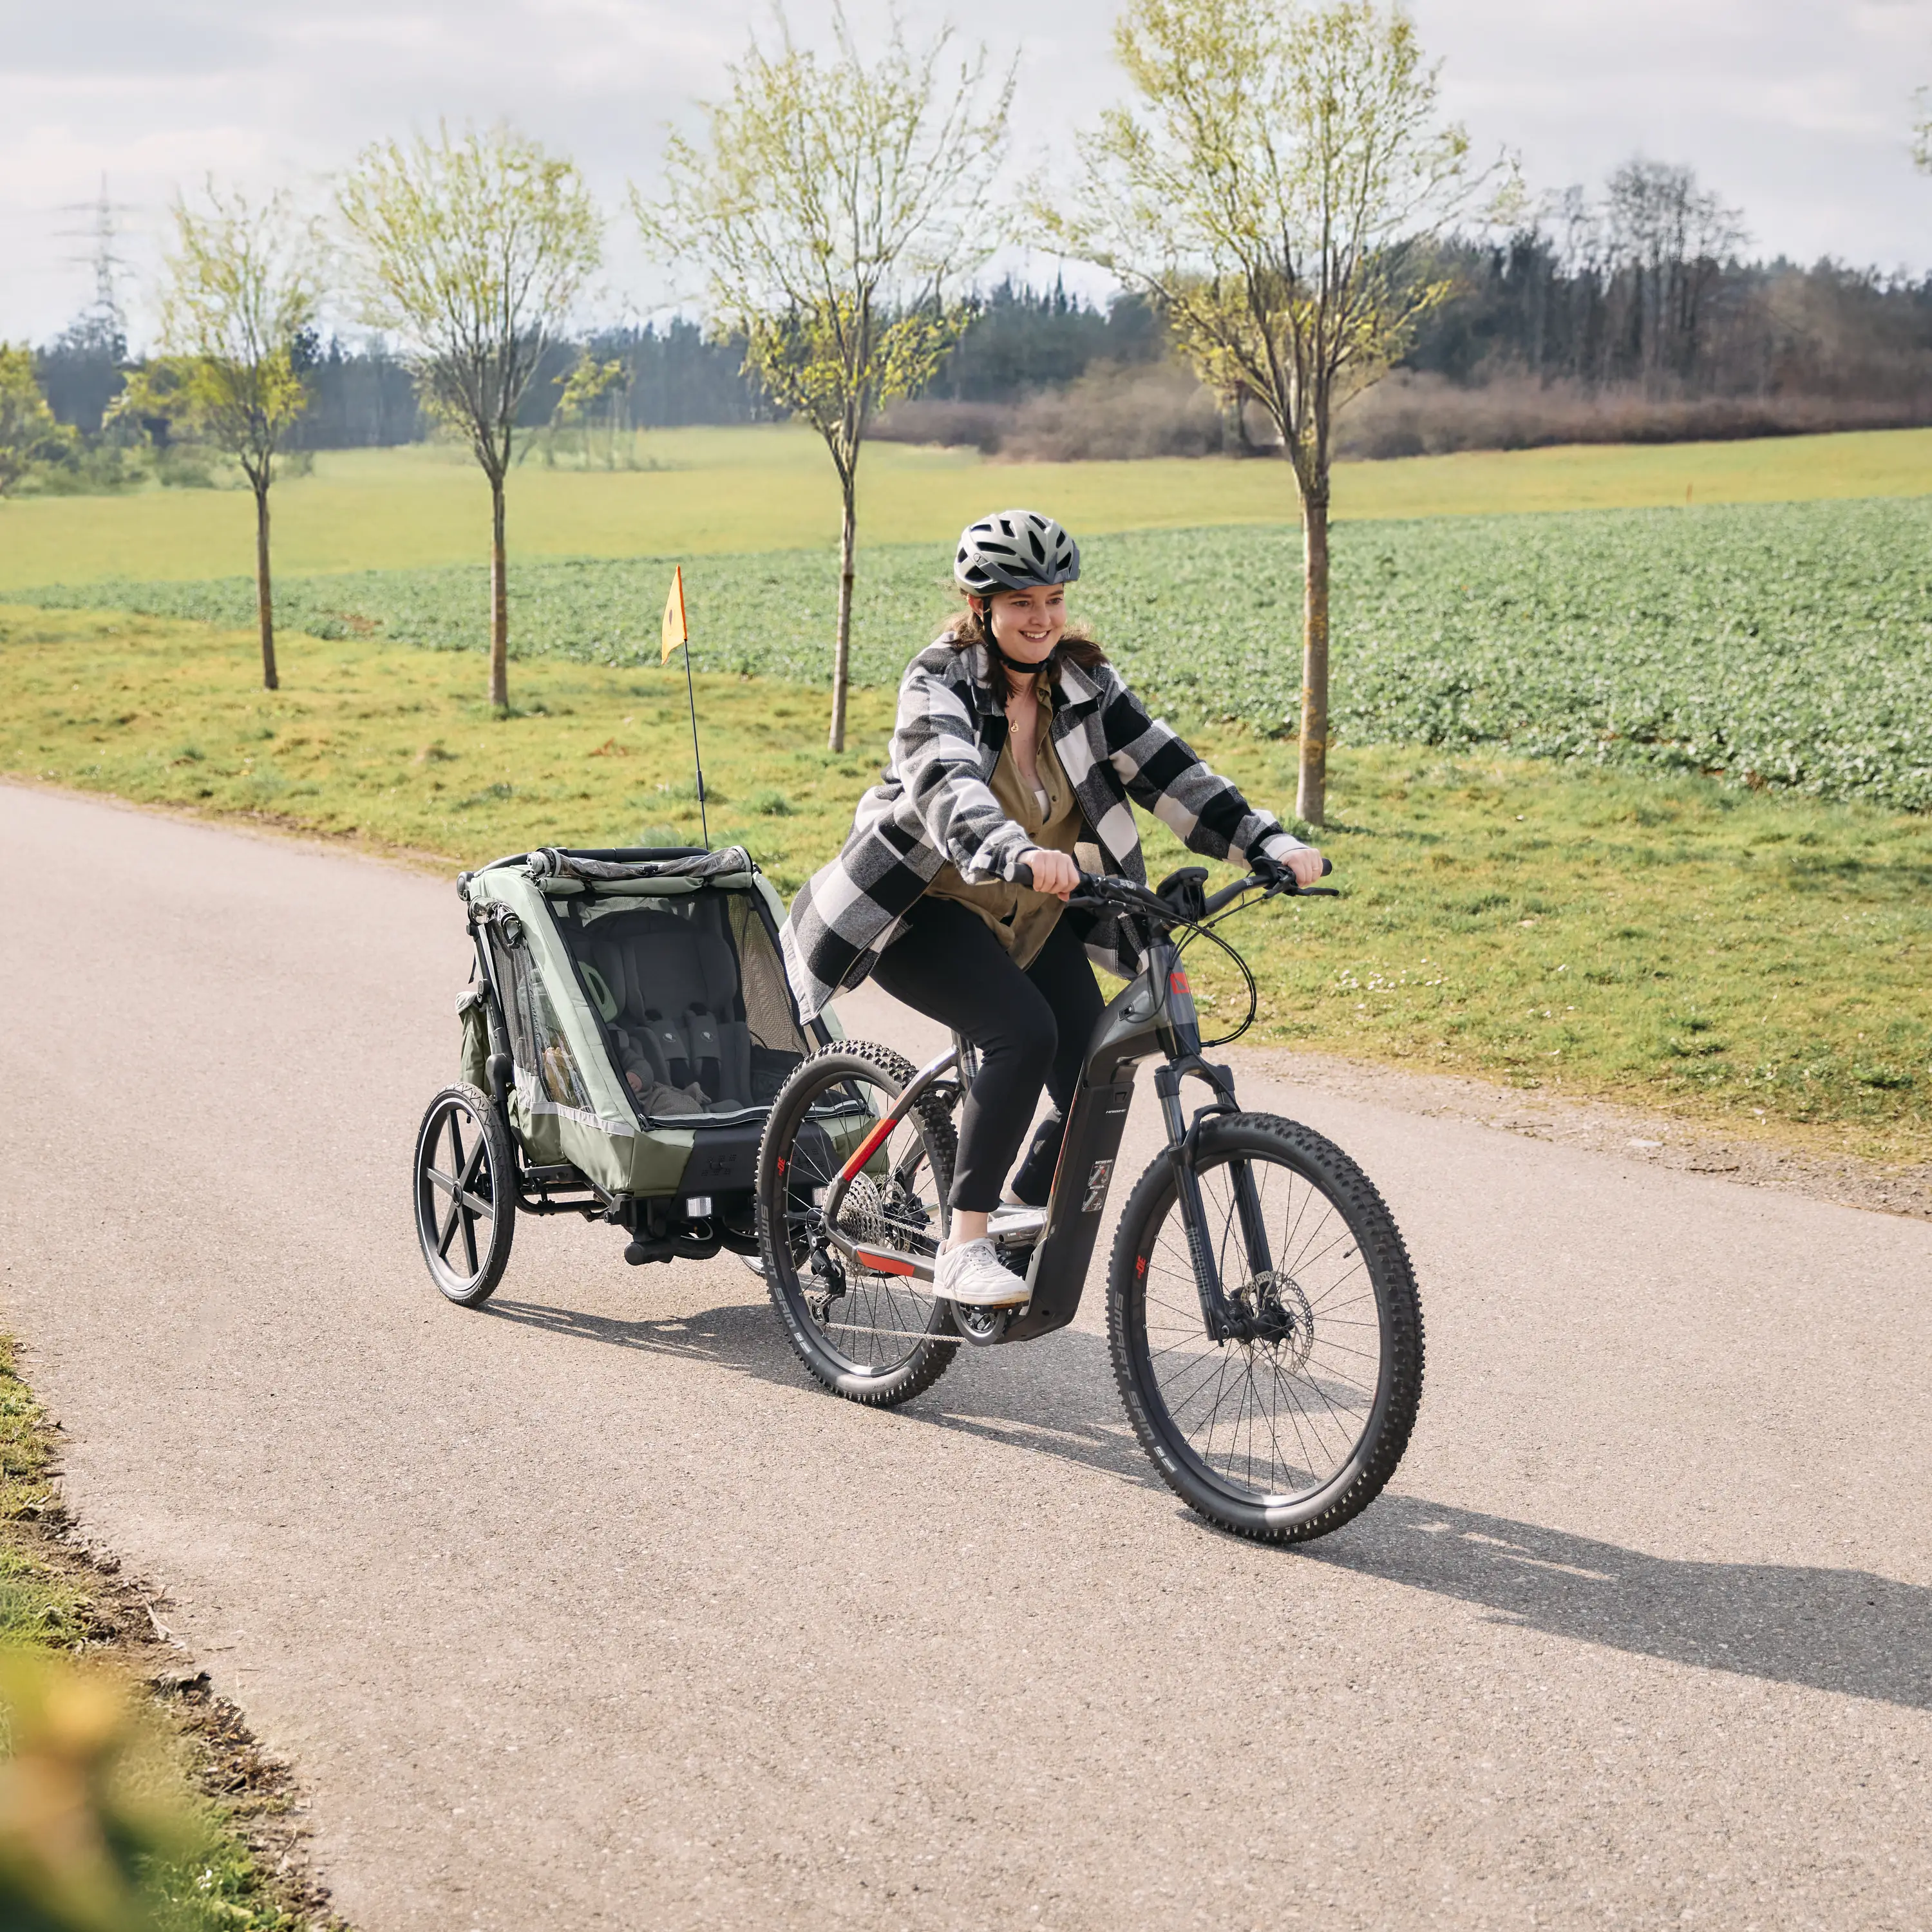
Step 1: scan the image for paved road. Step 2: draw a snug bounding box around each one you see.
[3,781,1929,1931]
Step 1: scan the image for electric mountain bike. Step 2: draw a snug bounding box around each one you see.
[755,862,1424,1543]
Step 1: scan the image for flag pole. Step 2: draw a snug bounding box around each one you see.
[683,625,708,849]
[661,564,707,849]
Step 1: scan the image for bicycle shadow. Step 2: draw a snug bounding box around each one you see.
[484,1287,1932,1712]
[1318,1496,1932,1711]
[482,1283,1153,1484]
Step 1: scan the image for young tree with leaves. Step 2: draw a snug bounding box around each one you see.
[637,10,1011,751]
[1039,0,1501,822]
[126,184,317,690]
[0,345,73,496]
[339,124,602,711]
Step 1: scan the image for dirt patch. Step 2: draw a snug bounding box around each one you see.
[17,1425,347,1928]
[1244,1045,1932,1221]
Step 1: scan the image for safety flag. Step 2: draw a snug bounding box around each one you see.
[659,564,688,663]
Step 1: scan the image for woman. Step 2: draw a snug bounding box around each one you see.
[781,509,1325,1308]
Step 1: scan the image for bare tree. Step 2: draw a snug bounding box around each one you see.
[339,124,601,710]
[1039,0,1500,823]
[1602,160,1745,388]
[1915,86,1930,173]
[120,184,317,690]
[637,8,1011,751]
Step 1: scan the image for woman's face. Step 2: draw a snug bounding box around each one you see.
[978,584,1067,670]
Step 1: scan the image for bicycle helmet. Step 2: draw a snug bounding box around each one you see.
[953,509,1081,594]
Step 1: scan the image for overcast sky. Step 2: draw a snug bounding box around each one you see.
[3,0,1928,345]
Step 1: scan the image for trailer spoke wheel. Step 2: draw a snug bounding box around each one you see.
[413,1083,516,1306]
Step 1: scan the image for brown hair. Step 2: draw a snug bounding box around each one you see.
[943,590,1110,679]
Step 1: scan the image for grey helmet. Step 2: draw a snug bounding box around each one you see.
[953,509,1081,595]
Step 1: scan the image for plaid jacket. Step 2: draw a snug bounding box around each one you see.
[781,639,1300,1019]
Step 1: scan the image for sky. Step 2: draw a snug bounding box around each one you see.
[3,0,1928,345]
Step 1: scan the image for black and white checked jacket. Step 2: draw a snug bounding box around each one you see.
[780,639,1302,1019]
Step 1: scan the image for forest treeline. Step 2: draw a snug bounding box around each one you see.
[24,159,1932,469]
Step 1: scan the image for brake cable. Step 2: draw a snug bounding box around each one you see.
[1174,907,1261,1048]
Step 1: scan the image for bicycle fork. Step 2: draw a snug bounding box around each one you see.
[1155,1062,1271,1345]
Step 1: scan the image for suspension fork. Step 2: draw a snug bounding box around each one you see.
[1155,1061,1248,1345]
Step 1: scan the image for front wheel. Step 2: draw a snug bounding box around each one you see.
[1108,1112,1423,1543]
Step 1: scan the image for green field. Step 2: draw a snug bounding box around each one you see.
[3,605,1927,1167]
[3,422,1929,590]
[20,495,1932,811]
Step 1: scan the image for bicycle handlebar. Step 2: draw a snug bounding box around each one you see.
[1046,855,1335,922]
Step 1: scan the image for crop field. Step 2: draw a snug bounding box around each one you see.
[20,493,1932,811]
[3,421,1928,591]
[3,605,1928,1165]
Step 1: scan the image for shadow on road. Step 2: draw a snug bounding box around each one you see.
[1320,1496,1932,1712]
[487,1289,1931,1712]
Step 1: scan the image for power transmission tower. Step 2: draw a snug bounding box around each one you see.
[55,175,137,354]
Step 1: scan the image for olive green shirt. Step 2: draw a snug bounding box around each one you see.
[925,678,1085,968]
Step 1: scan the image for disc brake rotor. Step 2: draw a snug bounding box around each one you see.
[1239,1271,1316,1371]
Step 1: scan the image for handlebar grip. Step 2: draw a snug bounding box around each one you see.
[1321,855,1334,876]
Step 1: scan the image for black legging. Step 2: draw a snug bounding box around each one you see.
[870,895,1106,1213]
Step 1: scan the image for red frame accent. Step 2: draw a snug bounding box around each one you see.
[839,1112,897,1182]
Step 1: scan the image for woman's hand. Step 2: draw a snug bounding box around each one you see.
[1021,848,1081,899]
[1283,846,1326,888]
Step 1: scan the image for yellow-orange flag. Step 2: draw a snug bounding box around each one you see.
[659,565,688,663]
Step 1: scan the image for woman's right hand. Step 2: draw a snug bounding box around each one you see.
[1020,848,1081,899]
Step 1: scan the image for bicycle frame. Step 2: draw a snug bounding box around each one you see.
[816,910,1269,1347]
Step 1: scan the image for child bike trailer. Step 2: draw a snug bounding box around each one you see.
[411,844,863,1304]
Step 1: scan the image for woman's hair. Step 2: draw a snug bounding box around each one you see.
[942,589,1110,675]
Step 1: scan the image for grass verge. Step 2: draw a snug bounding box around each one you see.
[0,1333,341,1929]
[1,604,1926,1167]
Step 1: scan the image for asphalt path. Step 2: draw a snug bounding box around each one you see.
[3,781,1928,1931]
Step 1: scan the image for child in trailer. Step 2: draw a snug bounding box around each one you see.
[781,509,1325,1309]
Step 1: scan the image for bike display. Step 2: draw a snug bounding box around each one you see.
[755,862,1425,1544]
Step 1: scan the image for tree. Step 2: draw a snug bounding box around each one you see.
[1915,87,1930,174]
[637,9,1012,752]
[133,184,318,690]
[1039,0,1500,823]
[340,124,602,710]
[0,345,73,495]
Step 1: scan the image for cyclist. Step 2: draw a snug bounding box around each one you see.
[781,509,1325,1309]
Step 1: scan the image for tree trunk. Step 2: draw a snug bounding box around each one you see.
[828,476,857,753]
[489,473,509,712]
[1295,488,1331,827]
[254,481,278,692]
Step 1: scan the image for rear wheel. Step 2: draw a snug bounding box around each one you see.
[413,1083,516,1307]
[757,1044,959,1408]
[1108,1112,1422,1543]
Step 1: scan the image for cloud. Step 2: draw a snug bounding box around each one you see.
[3,0,1928,342]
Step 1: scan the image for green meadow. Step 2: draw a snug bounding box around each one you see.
[3,421,1929,589]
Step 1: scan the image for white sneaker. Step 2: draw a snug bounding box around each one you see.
[933,1236,1030,1307]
